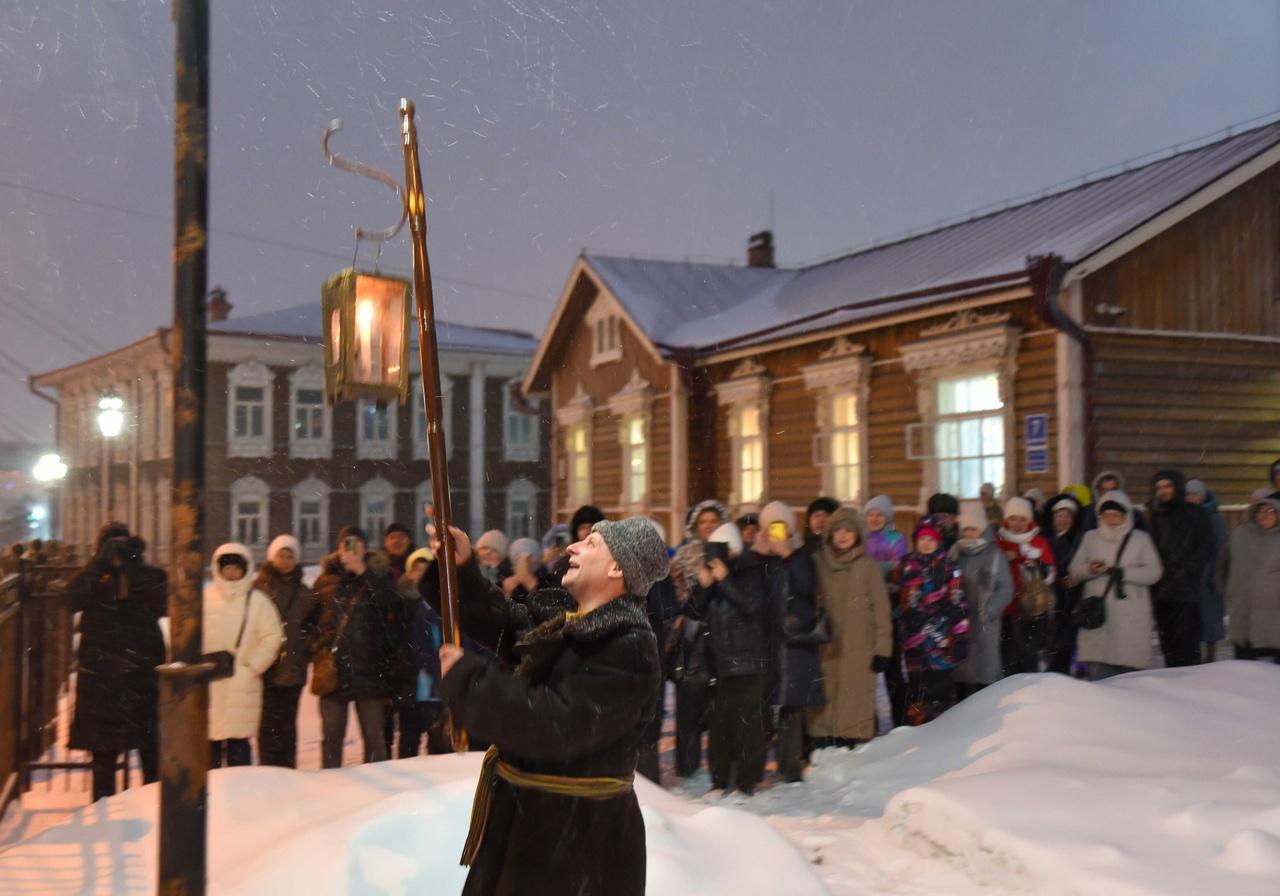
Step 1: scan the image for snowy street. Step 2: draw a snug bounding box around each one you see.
[3,661,1278,895]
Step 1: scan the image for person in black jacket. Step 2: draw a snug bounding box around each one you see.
[1147,470,1214,668]
[67,524,167,801]
[1045,493,1085,676]
[255,534,316,768]
[311,526,401,768]
[693,523,780,796]
[433,517,667,896]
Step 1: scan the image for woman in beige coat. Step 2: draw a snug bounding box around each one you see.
[808,507,893,747]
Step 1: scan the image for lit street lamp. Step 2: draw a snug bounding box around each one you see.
[31,453,68,483]
[97,389,124,522]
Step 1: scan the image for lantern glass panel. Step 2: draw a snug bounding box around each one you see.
[352,274,407,387]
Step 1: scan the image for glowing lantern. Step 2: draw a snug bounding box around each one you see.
[321,268,410,404]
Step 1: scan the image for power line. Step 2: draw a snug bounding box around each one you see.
[0,176,550,303]
[0,290,104,357]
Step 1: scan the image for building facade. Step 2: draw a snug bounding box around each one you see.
[35,302,549,564]
[525,124,1280,540]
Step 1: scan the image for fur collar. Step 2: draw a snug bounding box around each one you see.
[513,594,650,678]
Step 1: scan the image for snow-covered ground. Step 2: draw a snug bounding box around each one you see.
[2,662,1278,895]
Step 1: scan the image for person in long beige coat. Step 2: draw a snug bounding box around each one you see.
[808,507,893,746]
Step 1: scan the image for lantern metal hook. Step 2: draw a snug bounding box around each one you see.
[323,118,409,244]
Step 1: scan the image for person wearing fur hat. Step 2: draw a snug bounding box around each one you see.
[255,534,317,768]
[692,520,780,795]
[950,504,1014,699]
[809,507,892,748]
[204,544,284,767]
[66,523,168,800]
[804,497,840,553]
[311,526,403,767]
[1069,492,1164,679]
[428,517,667,896]
[889,517,969,725]
[995,497,1058,676]
[475,529,513,588]
[383,522,415,578]
[926,493,962,550]
[1223,495,1280,661]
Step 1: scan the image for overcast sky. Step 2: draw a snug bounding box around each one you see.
[1,0,1278,444]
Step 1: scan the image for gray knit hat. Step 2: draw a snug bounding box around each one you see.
[592,518,670,596]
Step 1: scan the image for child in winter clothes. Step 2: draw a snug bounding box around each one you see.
[204,543,284,767]
[863,495,908,577]
[889,517,969,726]
[996,497,1057,676]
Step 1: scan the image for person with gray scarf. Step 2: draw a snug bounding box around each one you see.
[950,503,1014,697]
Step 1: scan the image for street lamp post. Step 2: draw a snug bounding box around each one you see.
[97,390,124,522]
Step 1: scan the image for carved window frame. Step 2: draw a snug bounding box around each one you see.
[801,338,871,503]
[715,359,772,511]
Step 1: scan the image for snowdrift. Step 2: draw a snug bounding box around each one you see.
[752,661,1280,895]
[0,751,826,895]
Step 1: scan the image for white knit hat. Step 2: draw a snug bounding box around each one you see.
[957,501,988,535]
[267,534,301,564]
[475,530,509,560]
[708,522,745,558]
[1003,497,1035,522]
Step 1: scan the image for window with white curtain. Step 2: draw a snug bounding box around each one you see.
[358,399,397,460]
[360,477,396,537]
[289,367,331,459]
[566,423,590,505]
[622,415,647,505]
[828,392,862,503]
[505,478,538,540]
[736,405,765,508]
[227,362,272,457]
[935,371,1005,499]
[230,475,270,550]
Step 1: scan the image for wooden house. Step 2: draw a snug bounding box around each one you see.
[523,123,1280,539]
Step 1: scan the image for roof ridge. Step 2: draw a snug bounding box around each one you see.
[796,117,1280,270]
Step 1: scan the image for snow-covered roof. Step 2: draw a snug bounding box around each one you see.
[211,301,538,356]
[583,121,1280,353]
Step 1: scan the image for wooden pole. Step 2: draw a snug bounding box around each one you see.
[399,99,467,752]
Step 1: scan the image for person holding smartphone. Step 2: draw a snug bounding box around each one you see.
[311,526,402,767]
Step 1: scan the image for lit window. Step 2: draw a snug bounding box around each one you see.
[567,423,590,505]
[935,372,1005,499]
[829,392,862,502]
[624,415,647,505]
[738,406,765,507]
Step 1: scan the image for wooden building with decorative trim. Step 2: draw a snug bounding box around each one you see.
[523,123,1280,539]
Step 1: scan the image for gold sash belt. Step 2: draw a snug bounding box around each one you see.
[460,745,635,866]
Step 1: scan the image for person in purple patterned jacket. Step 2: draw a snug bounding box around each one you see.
[863,495,909,577]
[889,516,970,726]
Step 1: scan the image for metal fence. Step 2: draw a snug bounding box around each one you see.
[0,563,81,821]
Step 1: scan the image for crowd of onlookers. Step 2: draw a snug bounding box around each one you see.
[43,456,1280,800]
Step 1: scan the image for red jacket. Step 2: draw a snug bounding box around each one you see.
[995,529,1057,620]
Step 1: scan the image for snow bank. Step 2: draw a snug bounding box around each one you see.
[751,661,1280,896]
[0,751,826,895]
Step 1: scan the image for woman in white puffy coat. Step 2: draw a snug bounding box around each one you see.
[204,543,284,766]
[1068,492,1163,680]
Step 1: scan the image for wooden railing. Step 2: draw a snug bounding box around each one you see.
[0,563,81,820]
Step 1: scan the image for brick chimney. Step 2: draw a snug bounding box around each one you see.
[747,230,775,268]
[207,285,233,322]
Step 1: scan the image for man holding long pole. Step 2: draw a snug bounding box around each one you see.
[426,518,666,896]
